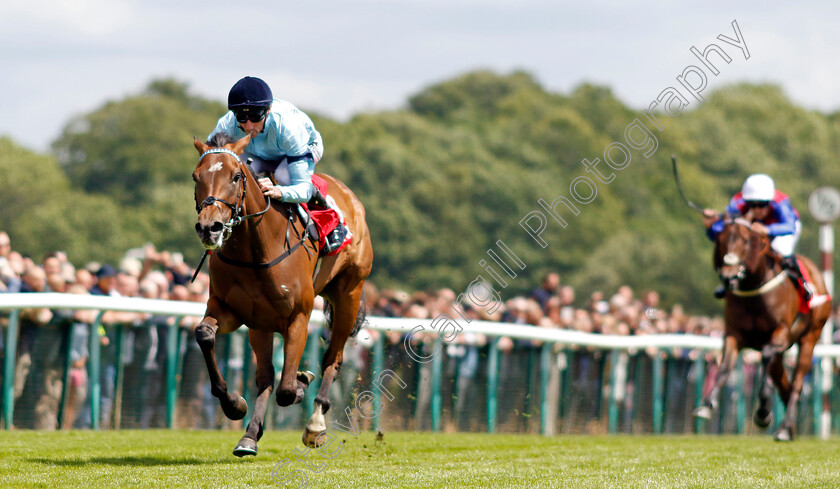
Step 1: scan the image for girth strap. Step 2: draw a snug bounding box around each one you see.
[215,238,307,269]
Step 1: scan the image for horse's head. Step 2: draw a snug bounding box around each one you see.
[192,133,252,249]
[714,216,772,290]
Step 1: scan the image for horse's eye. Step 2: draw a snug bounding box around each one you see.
[192,173,198,183]
[233,173,242,183]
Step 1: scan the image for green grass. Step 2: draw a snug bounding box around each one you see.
[1,430,839,488]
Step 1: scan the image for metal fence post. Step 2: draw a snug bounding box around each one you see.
[431,336,442,432]
[88,311,105,430]
[113,323,126,430]
[165,317,183,429]
[57,321,75,429]
[693,352,707,433]
[2,309,20,429]
[540,342,552,435]
[372,333,384,431]
[608,349,620,434]
[486,337,499,433]
[652,351,664,434]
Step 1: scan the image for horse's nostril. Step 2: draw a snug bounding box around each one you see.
[210,222,224,233]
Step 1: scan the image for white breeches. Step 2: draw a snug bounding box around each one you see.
[771,221,800,257]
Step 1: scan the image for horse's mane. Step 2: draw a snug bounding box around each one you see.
[206,132,236,148]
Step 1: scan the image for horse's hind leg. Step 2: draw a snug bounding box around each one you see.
[774,331,819,442]
[303,282,364,447]
[233,329,275,457]
[694,335,739,419]
[194,313,248,421]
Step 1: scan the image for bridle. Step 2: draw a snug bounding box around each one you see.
[719,218,787,297]
[195,148,270,240]
[191,147,314,282]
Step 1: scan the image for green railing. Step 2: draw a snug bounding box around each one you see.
[2,293,839,436]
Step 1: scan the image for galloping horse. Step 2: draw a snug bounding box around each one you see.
[693,215,831,441]
[191,132,372,455]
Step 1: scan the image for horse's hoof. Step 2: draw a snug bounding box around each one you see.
[233,437,258,457]
[693,406,712,420]
[753,409,773,429]
[773,428,793,442]
[297,371,315,386]
[223,394,248,421]
[302,427,327,448]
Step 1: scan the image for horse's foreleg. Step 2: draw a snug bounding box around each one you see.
[195,316,247,420]
[233,329,275,457]
[754,344,783,429]
[276,313,312,407]
[694,335,739,419]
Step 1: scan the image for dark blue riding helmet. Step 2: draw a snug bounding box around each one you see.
[228,76,273,109]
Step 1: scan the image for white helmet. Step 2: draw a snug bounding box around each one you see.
[741,173,775,201]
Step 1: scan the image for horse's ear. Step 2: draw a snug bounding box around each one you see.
[229,134,251,155]
[194,137,209,155]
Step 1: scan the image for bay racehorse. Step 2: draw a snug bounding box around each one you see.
[192,132,372,455]
[693,215,831,441]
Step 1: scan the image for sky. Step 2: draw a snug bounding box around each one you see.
[2,1,839,152]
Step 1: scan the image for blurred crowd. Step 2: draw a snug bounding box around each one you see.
[2,231,839,433]
[367,272,729,354]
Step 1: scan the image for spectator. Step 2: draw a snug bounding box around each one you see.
[530,272,559,309]
[558,285,575,309]
[74,267,95,290]
[63,284,96,429]
[0,232,20,293]
[0,231,11,260]
[15,265,52,400]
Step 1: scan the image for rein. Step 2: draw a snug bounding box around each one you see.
[191,147,311,281]
[730,270,789,297]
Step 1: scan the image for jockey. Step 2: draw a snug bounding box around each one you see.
[208,76,348,254]
[703,173,813,301]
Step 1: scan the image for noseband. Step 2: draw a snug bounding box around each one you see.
[195,148,270,237]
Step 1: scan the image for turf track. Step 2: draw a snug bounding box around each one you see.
[1,430,839,488]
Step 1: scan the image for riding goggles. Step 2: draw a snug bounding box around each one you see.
[233,106,269,123]
[745,200,770,208]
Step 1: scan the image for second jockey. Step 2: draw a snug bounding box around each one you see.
[702,173,813,301]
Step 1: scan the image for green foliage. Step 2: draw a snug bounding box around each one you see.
[0,137,134,265]
[52,78,224,207]
[0,72,836,315]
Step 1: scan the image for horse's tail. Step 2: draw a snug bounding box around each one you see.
[322,288,368,338]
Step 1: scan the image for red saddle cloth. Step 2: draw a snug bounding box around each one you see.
[301,175,351,255]
[795,261,828,314]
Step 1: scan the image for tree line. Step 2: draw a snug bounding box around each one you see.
[1,72,837,314]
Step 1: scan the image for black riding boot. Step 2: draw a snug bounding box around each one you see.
[781,255,813,302]
[323,223,348,254]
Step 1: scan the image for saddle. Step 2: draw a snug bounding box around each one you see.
[792,260,830,314]
[300,175,352,255]
[246,156,350,255]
